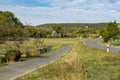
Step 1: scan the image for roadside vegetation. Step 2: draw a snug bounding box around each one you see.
[15,39,120,80]
[100,21,120,47]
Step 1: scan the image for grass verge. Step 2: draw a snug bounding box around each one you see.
[0,63,7,67]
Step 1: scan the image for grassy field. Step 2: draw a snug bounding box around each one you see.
[15,38,120,80]
[0,38,78,55]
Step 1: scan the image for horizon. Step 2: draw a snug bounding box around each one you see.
[36,22,120,26]
[0,0,120,26]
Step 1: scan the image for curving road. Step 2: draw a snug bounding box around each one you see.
[85,38,120,53]
[0,44,72,80]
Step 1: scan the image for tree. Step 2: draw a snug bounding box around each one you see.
[107,21,119,39]
[100,21,119,42]
[52,24,65,38]
[100,29,109,42]
[0,11,30,60]
[51,31,59,38]
[0,11,25,42]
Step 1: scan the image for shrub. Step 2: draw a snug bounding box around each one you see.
[0,56,2,63]
[1,57,7,63]
[89,34,99,38]
[51,31,61,38]
[25,51,32,57]
[5,50,22,62]
[81,33,88,38]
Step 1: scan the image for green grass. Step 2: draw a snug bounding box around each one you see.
[14,38,120,80]
[0,63,7,67]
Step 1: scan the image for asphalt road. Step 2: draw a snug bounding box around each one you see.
[85,38,120,53]
[0,44,72,80]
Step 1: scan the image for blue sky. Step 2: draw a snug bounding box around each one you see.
[0,0,120,25]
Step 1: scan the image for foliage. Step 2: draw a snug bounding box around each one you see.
[36,23,107,38]
[0,56,2,63]
[100,21,120,42]
[100,29,109,42]
[89,33,99,38]
[4,50,22,62]
[51,31,61,38]
[52,24,65,38]
[0,11,27,42]
[107,21,119,38]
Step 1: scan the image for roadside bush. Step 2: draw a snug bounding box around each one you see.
[5,50,22,62]
[89,34,99,38]
[0,56,2,63]
[81,33,88,38]
[25,51,32,57]
[46,45,52,51]
[1,57,7,63]
[112,42,120,46]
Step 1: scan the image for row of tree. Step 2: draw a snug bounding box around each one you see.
[36,23,107,38]
[1,11,119,42]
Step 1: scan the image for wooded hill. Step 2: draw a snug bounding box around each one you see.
[37,23,108,29]
[36,23,108,38]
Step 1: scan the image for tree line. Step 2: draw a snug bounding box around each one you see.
[0,11,119,42]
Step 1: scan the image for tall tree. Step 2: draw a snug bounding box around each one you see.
[52,24,65,38]
[0,11,25,42]
[100,21,119,42]
[107,21,119,39]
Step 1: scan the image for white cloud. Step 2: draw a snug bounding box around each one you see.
[0,0,120,25]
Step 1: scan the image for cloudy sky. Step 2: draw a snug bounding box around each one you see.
[0,0,120,25]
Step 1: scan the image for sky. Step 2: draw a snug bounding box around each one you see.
[0,0,120,25]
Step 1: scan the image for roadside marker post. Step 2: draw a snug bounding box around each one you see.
[107,45,109,53]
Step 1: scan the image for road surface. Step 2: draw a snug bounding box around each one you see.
[0,44,72,80]
[85,38,120,53]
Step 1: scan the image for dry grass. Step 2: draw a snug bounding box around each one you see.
[15,38,120,80]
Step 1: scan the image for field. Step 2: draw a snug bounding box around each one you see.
[14,38,120,80]
[0,38,78,55]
